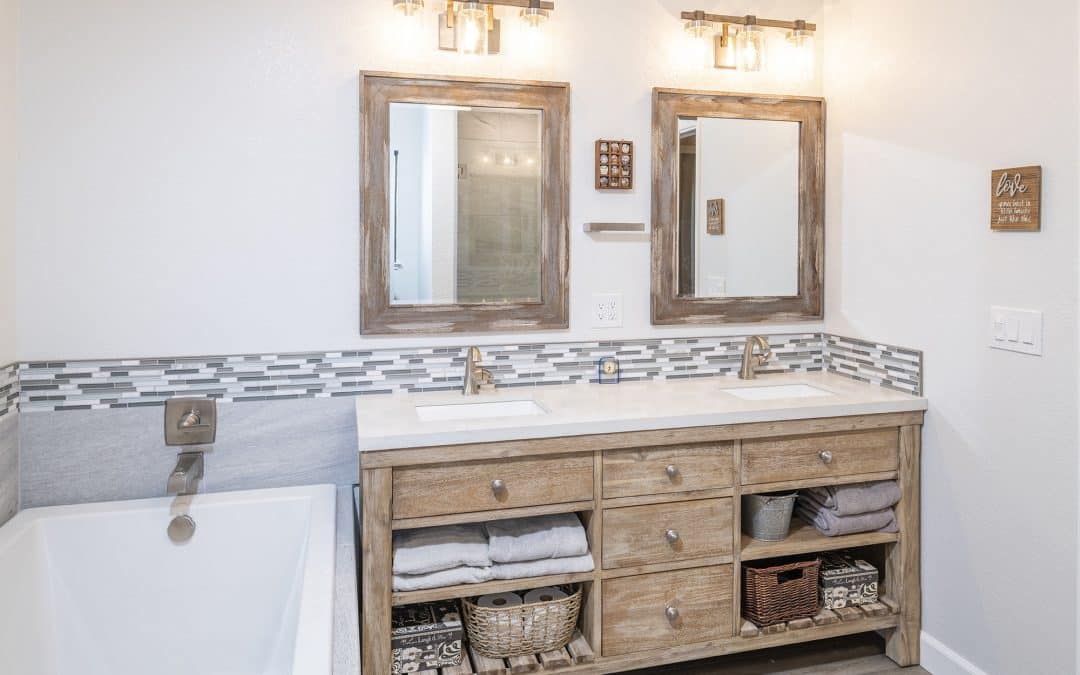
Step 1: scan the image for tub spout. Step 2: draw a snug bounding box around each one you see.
[167,452,204,496]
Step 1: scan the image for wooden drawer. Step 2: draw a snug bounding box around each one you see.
[602,498,732,569]
[741,429,898,485]
[392,454,593,520]
[602,565,732,656]
[602,443,734,499]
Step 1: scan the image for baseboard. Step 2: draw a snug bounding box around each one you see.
[920,631,990,675]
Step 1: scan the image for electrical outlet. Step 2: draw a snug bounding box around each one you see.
[592,293,622,328]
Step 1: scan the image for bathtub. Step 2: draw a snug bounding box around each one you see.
[0,484,337,675]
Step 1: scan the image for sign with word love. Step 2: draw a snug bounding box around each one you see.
[991,165,1041,231]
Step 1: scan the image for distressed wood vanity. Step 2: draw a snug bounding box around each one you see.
[357,377,925,674]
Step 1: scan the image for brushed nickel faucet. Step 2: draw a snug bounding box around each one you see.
[739,336,773,380]
[463,346,494,396]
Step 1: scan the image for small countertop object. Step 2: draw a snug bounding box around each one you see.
[355,372,927,453]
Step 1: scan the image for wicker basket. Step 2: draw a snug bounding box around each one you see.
[462,586,581,658]
[743,559,821,627]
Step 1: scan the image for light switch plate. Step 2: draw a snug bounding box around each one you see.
[989,306,1043,356]
[592,293,622,328]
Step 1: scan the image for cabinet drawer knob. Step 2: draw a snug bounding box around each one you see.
[665,529,680,544]
[491,479,506,494]
[665,464,679,479]
[818,450,834,464]
[665,606,680,621]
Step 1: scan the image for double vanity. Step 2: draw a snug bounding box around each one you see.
[356,368,927,674]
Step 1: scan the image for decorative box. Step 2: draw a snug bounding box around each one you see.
[819,553,879,609]
[391,601,464,674]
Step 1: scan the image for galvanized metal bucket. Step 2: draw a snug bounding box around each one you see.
[742,492,798,541]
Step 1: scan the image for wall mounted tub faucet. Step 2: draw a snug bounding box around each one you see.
[163,398,217,542]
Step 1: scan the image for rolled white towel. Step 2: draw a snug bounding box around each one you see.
[485,513,589,564]
[393,523,491,576]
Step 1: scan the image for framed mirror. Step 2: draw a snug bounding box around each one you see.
[360,72,570,334]
[651,89,824,324]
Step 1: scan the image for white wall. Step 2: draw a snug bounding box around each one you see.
[823,2,1079,674]
[0,0,15,366]
[15,0,824,361]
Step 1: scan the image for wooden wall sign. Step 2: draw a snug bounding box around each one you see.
[706,198,725,235]
[991,166,1041,231]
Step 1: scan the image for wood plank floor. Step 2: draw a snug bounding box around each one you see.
[624,634,931,674]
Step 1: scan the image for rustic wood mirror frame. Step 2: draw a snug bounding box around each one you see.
[360,72,570,335]
[651,89,825,325]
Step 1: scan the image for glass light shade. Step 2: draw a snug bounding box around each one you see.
[521,6,550,29]
[684,18,713,39]
[456,2,488,55]
[736,24,765,72]
[393,0,424,16]
[786,28,815,79]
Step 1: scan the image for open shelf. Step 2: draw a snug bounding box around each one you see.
[740,519,899,561]
[392,571,596,606]
[419,631,595,675]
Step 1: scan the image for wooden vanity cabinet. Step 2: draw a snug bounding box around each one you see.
[359,411,923,674]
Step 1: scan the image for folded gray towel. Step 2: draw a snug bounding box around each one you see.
[795,505,897,537]
[486,513,589,564]
[392,565,494,592]
[803,481,901,516]
[392,523,492,576]
[490,553,595,580]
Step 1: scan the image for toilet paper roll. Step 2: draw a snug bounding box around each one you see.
[524,587,568,604]
[476,592,523,609]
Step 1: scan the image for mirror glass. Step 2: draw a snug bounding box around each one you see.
[387,103,543,306]
[676,116,800,298]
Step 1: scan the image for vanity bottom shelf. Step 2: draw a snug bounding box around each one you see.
[739,597,900,639]
[422,631,595,675]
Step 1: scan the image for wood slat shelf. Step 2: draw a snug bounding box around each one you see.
[738,597,901,639]
[740,519,899,561]
[420,631,595,675]
[392,572,596,606]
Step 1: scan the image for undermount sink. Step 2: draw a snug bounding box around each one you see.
[721,383,833,401]
[415,399,547,422]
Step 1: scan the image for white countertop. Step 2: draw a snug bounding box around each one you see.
[355,372,927,452]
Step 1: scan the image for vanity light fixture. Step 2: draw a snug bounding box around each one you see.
[681,11,816,76]
[396,0,556,56]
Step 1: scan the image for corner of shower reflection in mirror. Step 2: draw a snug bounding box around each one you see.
[387,102,544,306]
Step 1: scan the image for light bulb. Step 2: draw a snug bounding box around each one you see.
[456,2,488,55]
[392,0,424,16]
[736,18,765,72]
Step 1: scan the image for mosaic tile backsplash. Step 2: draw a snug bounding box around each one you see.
[0,363,18,418]
[9,332,922,413]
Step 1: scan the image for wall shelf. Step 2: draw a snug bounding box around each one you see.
[583,222,646,233]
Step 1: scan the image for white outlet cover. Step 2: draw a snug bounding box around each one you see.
[989,306,1043,356]
[593,293,622,328]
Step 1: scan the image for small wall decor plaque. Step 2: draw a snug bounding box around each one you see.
[596,140,633,190]
[991,165,1041,231]
[706,198,725,235]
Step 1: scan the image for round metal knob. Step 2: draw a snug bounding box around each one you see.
[819,450,834,464]
[167,515,196,543]
[665,529,680,544]
[665,606,680,621]
[665,465,679,479]
[491,479,506,494]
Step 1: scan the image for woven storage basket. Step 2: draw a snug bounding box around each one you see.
[743,558,820,627]
[462,586,581,659]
